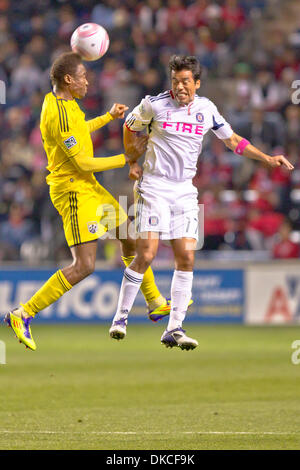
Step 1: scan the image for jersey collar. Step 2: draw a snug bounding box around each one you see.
[52,90,73,101]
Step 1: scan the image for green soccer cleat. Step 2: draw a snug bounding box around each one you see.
[148,298,193,322]
[4,307,36,351]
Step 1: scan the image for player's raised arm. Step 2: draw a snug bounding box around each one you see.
[123,97,153,179]
[123,124,149,180]
[123,97,153,147]
[123,124,149,157]
[222,132,294,170]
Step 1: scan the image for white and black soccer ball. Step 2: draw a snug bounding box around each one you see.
[70,23,110,61]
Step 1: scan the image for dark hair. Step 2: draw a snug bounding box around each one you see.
[169,55,202,82]
[50,52,82,88]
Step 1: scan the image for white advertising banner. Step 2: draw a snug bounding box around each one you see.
[246,263,300,324]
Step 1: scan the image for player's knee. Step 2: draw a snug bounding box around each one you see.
[73,258,95,281]
[120,237,136,255]
[175,252,194,271]
[81,259,95,278]
[138,250,156,268]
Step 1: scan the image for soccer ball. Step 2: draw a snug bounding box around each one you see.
[70,23,110,61]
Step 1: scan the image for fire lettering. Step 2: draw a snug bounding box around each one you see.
[162,122,173,128]
[182,123,193,133]
[162,121,203,135]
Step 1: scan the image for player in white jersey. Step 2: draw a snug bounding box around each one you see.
[109,55,294,350]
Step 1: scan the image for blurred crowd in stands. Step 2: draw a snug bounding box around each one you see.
[0,0,300,264]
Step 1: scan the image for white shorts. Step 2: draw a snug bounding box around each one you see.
[134,175,199,240]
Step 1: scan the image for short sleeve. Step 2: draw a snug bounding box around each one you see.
[125,97,154,132]
[210,103,233,140]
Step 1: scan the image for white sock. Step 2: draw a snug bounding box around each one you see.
[112,267,144,322]
[167,270,193,331]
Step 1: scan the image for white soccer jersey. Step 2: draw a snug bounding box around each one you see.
[125,90,233,182]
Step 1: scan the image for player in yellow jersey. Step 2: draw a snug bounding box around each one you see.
[4,52,170,350]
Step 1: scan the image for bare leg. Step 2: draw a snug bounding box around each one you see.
[130,233,160,273]
[109,233,160,338]
[62,240,98,285]
[116,226,165,310]
[170,238,196,271]
[7,240,99,351]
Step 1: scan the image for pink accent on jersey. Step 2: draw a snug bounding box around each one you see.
[124,92,233,181]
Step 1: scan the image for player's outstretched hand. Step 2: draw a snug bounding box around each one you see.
[109,103,129,119]
[125,135,149,163]
[129,161,143,180]
[267,155,294,170]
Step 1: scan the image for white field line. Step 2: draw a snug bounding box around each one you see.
[0,430,297,436]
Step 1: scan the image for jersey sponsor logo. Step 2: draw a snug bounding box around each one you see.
[87,221,98,234]
[196,112,204,123]
[149,215,159,226]
[64,136,77,149]
[162,121,204,135]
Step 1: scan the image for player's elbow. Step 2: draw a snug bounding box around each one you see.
[72,161,85,172]
[223,132,240,151]
[123,125,136,151]
[72,156,89,172]
[123,122,137,137]
[123,122,129,135]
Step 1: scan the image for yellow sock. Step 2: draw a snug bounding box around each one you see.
[121,256,165,309]
[21,270,72,317]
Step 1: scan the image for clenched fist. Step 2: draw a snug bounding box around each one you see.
[109,103,129,119]
[128,161,143,180]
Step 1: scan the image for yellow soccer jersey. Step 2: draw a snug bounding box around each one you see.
[40,91,114,190]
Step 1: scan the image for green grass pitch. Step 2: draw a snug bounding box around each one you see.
[0,323,300,450]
